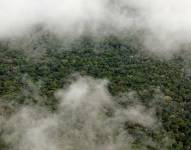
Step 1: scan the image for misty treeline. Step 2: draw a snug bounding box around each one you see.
[0,29,191,150]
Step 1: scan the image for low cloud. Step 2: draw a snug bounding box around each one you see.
[1,0,191,55]
[0,76,167,150]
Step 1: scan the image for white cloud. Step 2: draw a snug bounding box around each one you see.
[1,76,160,150]
[1,0,191,54]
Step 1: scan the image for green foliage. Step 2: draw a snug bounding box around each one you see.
[0,35,191,149]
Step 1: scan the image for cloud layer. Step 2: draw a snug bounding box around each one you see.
[1,0,191,54]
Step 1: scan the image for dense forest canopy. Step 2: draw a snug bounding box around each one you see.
[0,31,191,150]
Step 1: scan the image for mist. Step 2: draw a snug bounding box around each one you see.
[0,1,190,149]
[0,0,191,55]
[0,76,172,150]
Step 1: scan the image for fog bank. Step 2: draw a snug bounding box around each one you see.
[1,0,191,54]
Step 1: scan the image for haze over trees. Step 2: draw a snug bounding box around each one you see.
[0,0,191,150]
[0,31,191,150]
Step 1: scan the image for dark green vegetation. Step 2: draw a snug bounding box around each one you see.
[0,33,191,150]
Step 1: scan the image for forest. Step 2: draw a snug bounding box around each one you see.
[0,30,191,150]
